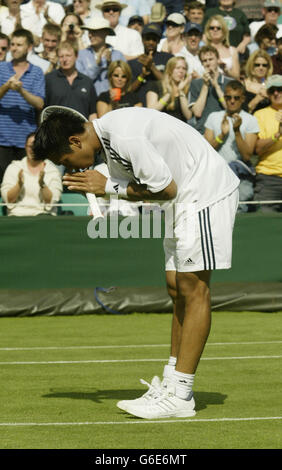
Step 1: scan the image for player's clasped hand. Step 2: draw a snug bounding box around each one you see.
[63,169,107,196]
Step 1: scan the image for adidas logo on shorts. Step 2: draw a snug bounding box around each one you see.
[184,258,195,265]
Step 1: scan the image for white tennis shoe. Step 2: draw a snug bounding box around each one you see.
[122,386,196,419]
[117,376,163,412]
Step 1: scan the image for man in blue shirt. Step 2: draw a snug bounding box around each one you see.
[0,29,45,182]
[76,17,125,96]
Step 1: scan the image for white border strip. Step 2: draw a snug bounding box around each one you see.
[0,355,281,365]
[0,416,281,427]
[0,341,281,351]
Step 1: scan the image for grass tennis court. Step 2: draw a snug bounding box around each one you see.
[0,311,281,449]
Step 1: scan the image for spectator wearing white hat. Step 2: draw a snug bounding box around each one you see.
[95,0,144,60]
[249,0,282,40]
[157,13,186,55]
[76,17,126,95]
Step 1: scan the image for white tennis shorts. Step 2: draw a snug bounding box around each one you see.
[163,189,239,272]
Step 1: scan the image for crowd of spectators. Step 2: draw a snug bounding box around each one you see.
[0,0,282,215]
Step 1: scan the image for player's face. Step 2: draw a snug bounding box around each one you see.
[59,146,94,171]
[59,125,101,171]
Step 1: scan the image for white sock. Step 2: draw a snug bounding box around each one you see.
[163,356,177,380]
[171,370,195,400]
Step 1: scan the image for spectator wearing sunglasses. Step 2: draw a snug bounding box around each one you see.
[249,0,282,41]
[95,0,143,60]
[157,13,186,55]
[204,15,240,79]
[253,74,282,212]
[203,0,251,62]
[0,33,10,62]
[243,49,273,114]
[204,80,259,211]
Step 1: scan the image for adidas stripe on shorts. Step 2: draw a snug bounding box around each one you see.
[163,189,239,272]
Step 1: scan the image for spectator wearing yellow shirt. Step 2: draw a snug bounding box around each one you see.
[254,74,282,212]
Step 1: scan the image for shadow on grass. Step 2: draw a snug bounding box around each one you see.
[42,389,227,411]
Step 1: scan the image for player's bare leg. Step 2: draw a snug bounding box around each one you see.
[175,270,211,374]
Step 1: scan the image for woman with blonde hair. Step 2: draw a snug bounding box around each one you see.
[97,60,142,117]
[243,49,273,114]
[146,56,192,121]
[204,15,240,79]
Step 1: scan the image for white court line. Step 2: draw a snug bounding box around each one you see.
[0,341,281,351]
[0,355,281,365]
[0,416,281,427]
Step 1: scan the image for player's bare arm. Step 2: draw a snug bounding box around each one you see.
[63,169,177,201]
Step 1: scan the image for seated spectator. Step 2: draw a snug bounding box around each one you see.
[76,18,125,96]
[0,28,45,183]
[73,0,96,25]
[0,0,23,37]
[118,0,151,27]
[146,56,192,122]
[189,45,231,134]
[128,23,173,106]
[96,0,144,60]
[61,12,88,50]
[204,80,259,211]
[97,59,141,117]
[272,36,282,73]
[177,22,204,78]
[243,49,272,114]
[249,0,282,41]
[204,15,240,79]
[203,0,251,61]
[183,1,205,27]
[253,74,282,212]
[127,15,144,35]
[35,23,61,73]
[21,0,65,46]
[0,33,9,62]
[158,13,186,55]
[248,23,278,56]
[1,132,62,216]
[45,41,97,121]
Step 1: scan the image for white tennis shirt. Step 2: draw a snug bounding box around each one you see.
[93,107,239,212]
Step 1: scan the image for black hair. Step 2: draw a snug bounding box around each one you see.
[0,32,10,45]
[11,28,34,46]
[224,80,246,94]
[33,110,86,163]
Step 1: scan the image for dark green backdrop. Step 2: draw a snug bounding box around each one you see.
[0,212,281,290]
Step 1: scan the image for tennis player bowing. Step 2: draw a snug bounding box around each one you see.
[33,106,239,420]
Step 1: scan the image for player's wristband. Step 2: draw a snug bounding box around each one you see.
[105,177,129,198]
[215,135,224,144]
[137,75,145,83]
